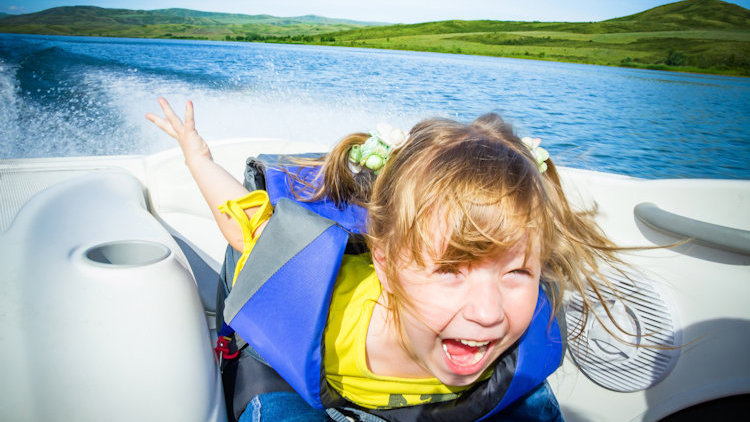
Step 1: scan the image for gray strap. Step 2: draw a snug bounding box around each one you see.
[326,408,387,422]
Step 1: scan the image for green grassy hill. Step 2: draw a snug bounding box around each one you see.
[313,0,750,76]
[1,1,748,76]
[604,0,750,30]
[0,6,381,38]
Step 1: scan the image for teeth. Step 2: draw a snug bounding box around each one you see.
[442,344,457,363]
[472,350,483,364]
[459,339,490,347]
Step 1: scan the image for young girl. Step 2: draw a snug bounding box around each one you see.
[147,98,620,422]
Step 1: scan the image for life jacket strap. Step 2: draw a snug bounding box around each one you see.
[218,190,274,287]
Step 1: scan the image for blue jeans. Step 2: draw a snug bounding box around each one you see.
[487,381,564,422]
[238,392,330,422]
[239,382,563,421]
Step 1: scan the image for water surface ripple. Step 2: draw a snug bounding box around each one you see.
[1,34,748,179]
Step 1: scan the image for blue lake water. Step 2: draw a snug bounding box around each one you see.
[0,33,748,179]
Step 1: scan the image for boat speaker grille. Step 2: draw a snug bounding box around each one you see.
[565,271,680,392]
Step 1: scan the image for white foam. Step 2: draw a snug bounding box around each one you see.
[0,59,22,158]
[87,68,426,158]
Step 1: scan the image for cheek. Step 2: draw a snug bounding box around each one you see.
[402,284,459,333]
[404,300,454,337]
[506,285,540,334]
[396,308,443,361]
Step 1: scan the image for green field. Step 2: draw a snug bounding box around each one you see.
[303,28,749,75]
[295,0,750,76]
[1,0,749,76]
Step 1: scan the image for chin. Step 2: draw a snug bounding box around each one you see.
[435,367,489,387]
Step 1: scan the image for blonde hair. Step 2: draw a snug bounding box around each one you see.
[293,113,627,342]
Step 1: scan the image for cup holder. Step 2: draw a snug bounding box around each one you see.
[84,240,170,267]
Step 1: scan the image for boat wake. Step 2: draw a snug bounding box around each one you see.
[0,38,421,159]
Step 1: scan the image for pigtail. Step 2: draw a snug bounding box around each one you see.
[288,133,378,207]
[323,133,378,207]
[539,157,643,342]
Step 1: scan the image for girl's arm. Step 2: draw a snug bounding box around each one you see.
[145,98,259,252]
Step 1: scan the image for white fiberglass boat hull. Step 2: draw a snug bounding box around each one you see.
[1,138,748,421]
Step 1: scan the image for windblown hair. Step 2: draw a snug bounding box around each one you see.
[293,113,627,342]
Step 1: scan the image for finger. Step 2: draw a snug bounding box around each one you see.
[146,114,179,139]
[145,112,179,139]
[184,100,195,131]
[158,97,184,132]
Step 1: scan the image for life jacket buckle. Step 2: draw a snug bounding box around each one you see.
[215,335,240,369]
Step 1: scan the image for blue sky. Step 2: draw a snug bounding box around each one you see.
[2,0,749,23]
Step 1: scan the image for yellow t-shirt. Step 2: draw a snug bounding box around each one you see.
[323,254,470,409]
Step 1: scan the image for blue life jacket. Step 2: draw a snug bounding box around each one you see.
[217,155,565,421]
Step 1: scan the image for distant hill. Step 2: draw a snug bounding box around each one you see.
[320,0,749,76]
[325,0,750,38]
[0,1,747,76]
[0,6,384,38]
[605,0,750,30]
[143,8,379,26]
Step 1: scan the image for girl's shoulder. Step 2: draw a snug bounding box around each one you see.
[330,253,379,311]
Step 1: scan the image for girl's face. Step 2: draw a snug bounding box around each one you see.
[374,238,541,386]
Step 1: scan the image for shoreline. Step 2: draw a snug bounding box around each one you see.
[2,31,747,78]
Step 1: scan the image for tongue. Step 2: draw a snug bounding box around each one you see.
[443,339,479,364]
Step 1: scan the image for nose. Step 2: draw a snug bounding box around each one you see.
[462,278,505,327]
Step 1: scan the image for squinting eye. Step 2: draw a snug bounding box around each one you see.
[510,269,532,277]
[431,264,460,275]
[432,268,464,283]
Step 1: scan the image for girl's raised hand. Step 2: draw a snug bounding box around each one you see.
[146,98,212,165]
[146,98,252,250]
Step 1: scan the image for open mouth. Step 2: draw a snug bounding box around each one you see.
[441,339,494,375]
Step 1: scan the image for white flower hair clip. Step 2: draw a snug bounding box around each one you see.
[521,137,550,173]
[349,123,407,174]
